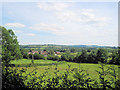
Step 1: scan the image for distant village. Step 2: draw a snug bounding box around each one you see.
[28,50,61,56]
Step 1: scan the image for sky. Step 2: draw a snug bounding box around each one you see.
[1,1,118,46]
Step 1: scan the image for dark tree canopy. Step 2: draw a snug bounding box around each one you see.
[78,49,88,63]
[70,48,76,53]
[96,48,108,63]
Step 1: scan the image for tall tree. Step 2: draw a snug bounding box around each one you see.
[49,49,54,55]
[78,49,88,63]
[117,47,120,65]
[96,48,108,63]
[1,26,26,89]
[87,51,97,63]
[1,26,22,64]
[109,50,118,64]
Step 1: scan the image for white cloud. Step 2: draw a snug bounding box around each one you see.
[5,23,25,28]
[81,9,94,12]
[56,9,112,27]
[56,11,78,22]
[37,2,70,11]
[37,2,112,27]
[30,23,67,35]
[26,33,36,36]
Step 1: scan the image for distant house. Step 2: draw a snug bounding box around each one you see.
[40,51,48,55]
[55,51,60,54]
[28,50,57,56]
[32,51,39,54]
[28,50,39,54]
[28,52,31,54]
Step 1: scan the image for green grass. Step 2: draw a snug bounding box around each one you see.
[11,59,66,67]
[11,59,119,84]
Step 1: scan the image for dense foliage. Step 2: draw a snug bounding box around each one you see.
[1,26,27,89]
[1,26,22,64]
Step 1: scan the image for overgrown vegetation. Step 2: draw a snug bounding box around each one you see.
[9,60,120,89]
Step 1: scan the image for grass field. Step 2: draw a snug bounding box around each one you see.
[11,59,119,83]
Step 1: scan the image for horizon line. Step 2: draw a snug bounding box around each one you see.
[19,43,118,47]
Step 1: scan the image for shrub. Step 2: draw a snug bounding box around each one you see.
[28,53,32,59]
[34,53,40,59]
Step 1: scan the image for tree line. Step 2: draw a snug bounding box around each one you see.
[20,47,120,65]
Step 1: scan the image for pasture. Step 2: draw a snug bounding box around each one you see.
[11,59,119,82]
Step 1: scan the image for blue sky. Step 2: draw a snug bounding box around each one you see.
[1,2,118,46]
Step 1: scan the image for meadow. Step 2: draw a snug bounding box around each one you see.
[11,59,119,83]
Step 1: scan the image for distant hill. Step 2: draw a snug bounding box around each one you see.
[68,45,114,48]
[20,44,117,49]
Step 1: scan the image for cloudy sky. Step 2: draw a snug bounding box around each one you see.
[1,1,118,46]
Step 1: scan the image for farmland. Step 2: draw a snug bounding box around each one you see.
[11,59,119,83]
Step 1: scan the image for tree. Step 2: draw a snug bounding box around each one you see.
[30,49,35,64]
[78,49,88,63]
[28,53,31,59]
[34,53,40,59]
[87,51,97,63]
[96,48,108,63]
[70,48,76,53]
[49,49,55,55]
[47,55,54,60]
[1,26,22,64]
[117,47,120,65]
[39,54,45,60]
[1,26,27,89]
[43,49,47,51]
[20,48,29,59]
[54,56,59,60]
[61,52,71,61]
[109,50,117,64]
[73,52,81,62]
[69,55,74,62]
[33,53,45,60]
[96,63,111,89]
[110,47,120,65]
